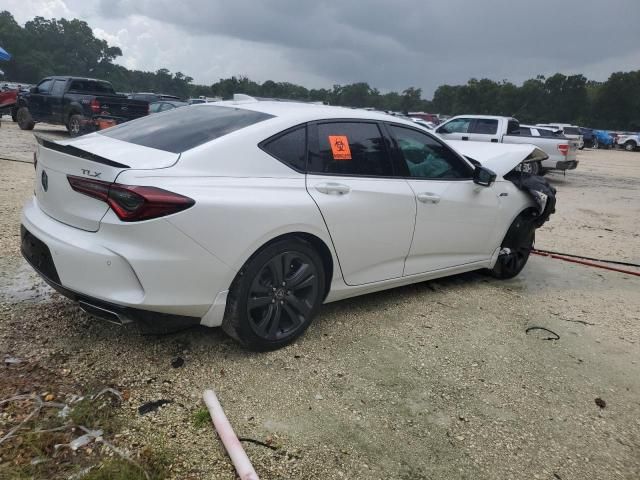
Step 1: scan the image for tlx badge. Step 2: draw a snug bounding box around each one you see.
[82,169,101,178]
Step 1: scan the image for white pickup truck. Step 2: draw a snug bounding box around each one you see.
[434,115,579,175]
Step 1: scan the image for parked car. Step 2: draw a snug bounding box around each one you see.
[21,98,555,350]
[128,92,183,103]
[536,123,584,149]
[16,77,149,136]
[411,117,436,129]
[615,133,640,151]
[580,128,595,148]
[408,112,439,124]
[591,130,615,149]
[149,100,188,113]
[0,85,18,121]
[435,115,579,175]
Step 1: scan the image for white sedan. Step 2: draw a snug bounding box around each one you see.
[21,97,552,350]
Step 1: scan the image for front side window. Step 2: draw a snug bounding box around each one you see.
[101,105,274,153]
[438,118,471,134]
[389,125,472,179]
[471,118,498,134]
[36,79,53,94]
[518,127,532,136]
[260,125,307,171]
[308,122,392,176]
[50,80,66,96]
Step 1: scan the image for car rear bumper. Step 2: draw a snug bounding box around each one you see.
[21,197,232,321]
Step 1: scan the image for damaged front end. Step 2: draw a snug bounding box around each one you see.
[504,171,557,228]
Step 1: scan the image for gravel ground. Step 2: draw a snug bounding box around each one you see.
[1,125,639,479]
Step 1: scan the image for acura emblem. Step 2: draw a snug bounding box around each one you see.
[41,170,48,192]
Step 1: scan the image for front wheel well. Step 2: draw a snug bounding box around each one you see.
[241,232,334,300]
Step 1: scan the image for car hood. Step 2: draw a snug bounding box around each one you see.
[447,141,547,178]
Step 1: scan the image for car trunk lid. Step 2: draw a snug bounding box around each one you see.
[34,134,179,232]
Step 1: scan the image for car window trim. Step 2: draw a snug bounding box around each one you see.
[306,119,398,179]
[258,122,309,174]
[384,121,475,181]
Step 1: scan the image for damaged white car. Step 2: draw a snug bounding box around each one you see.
[21,97,555,350]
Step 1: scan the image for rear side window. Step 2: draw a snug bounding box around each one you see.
[309,122,392,177]
[101,105,274,153]
[470,119,498,134]
[68,80,115,95]
[507,120,520,134]
[260,126,307,171]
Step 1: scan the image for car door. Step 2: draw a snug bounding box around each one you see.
[306,121,416,286]
[28,78,54,120]
[386,124,500,275]
[435,117,473,141]
[49,79,67,122]
[467,118,501,143]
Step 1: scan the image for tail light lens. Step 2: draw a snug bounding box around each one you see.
[557,144,569,156]
[90,98,101,113]
[67,175,194,222]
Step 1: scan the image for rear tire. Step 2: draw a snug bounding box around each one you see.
[489,212,536,279]
[592,138,599,149]
[16,107,35,130]
[67,114,85,137]
[624,141,637,152]
[222,238,325,351]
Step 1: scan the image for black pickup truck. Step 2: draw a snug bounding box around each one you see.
[15,76,148,136]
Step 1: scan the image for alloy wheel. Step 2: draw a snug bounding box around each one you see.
[247,251,319,341]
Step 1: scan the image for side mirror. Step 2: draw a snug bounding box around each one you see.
[30,86,37,93]
[473,165,496,187]
[435,126,445,134]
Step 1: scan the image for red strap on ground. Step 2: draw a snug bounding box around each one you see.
[532,250,640,277]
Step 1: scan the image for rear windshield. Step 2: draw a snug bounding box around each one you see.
[563,127,580,135]
[100,105,274,153]
[68,80,116,95]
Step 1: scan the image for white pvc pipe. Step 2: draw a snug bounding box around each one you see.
[203,389,260,480]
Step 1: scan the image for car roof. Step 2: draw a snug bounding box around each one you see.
[448,114,514,120]
[201,98,419,126]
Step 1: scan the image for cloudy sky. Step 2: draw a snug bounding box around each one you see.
[3,0,640,96]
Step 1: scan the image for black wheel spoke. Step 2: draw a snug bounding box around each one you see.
[285,294,311,318]
[287,263,314,289]
[248,295,272,310]
[267,257,284,287]
[267,304,283,338]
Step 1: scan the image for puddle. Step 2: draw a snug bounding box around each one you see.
[0,259,55,303]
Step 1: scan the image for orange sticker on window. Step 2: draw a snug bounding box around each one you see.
[329,135,352,160]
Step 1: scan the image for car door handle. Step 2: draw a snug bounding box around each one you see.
[461,136,469,141]
[315,182,351,195]
[417,192,441,204]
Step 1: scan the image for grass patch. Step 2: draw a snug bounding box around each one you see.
[192,407,211,429]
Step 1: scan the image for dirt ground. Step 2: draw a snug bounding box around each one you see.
[1,121,639,479]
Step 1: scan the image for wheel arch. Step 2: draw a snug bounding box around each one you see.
[236,231,335,301]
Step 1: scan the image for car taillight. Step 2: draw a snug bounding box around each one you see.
[558,144,569,156]
[67,175,194,221]
[90,98,101,113]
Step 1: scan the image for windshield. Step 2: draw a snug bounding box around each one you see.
[100,105,274,153]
